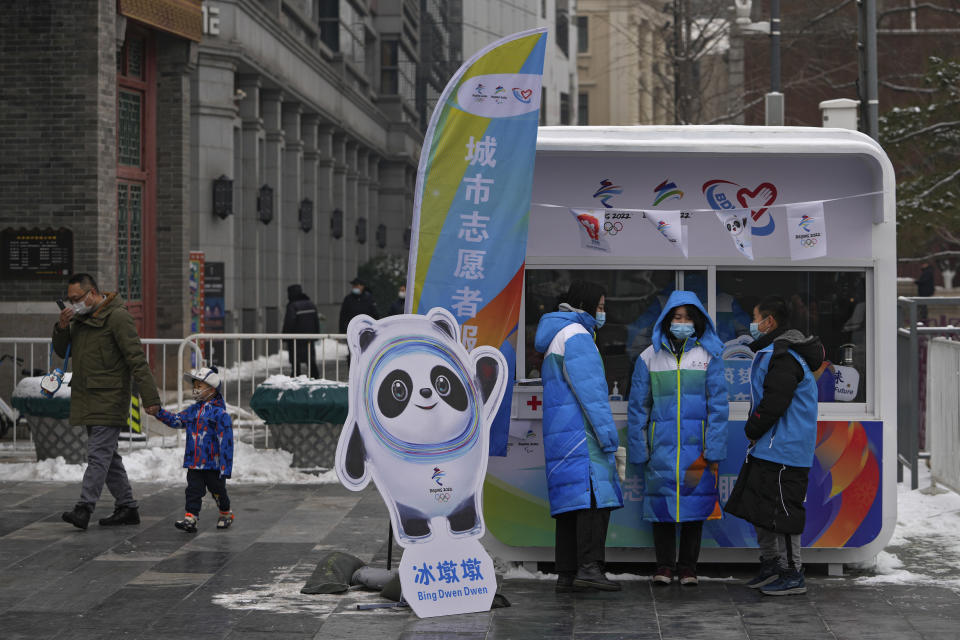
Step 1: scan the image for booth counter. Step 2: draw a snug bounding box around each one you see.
[481,126,896,572]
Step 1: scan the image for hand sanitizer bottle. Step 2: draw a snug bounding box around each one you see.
[609,381,623,402]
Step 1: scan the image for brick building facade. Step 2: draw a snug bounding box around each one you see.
[0,0,200,340]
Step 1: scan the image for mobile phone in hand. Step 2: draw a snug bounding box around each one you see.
[56,298,65,310]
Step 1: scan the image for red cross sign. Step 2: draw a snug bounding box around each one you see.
[526,395,542,411]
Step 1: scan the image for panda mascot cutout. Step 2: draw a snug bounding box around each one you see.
[335,307,508,546]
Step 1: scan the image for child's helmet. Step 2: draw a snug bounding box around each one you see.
[184,366,222,393]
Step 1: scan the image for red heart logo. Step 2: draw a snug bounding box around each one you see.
[736,183,777,222]
[520,89,533,100]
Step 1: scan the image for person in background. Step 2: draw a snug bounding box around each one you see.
[388,284,406,316]
[724,296,824,596]
[54,273,160,530]
[282,284,320,377]
[915,262,935,297]
[915,262,935,322]
[534,280,623,593]
[339,277,379,332]
[156,367,235,533]
[627,290,728,586]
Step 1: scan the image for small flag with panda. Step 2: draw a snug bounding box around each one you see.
[715,209,753,260]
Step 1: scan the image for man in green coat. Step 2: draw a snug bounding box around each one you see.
[53,274,161,529]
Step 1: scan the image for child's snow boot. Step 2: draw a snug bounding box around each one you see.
[216,511,234,530]
[175,513,198,533]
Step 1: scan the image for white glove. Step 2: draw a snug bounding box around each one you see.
[615,446,627,483]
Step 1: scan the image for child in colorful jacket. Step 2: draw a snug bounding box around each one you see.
[156,366,234,533]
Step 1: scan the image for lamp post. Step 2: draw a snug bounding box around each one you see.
[733,0,782,126]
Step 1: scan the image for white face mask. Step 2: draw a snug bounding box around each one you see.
[398,290,406,299]
[192,387,211,402]
[72,299,93,316]
[351,287,361,296]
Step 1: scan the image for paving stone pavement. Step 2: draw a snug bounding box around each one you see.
[1,480,959,640]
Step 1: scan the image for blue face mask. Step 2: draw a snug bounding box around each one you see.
[670,322,695,340]
[750,322,765,340]
[595,311,606,328]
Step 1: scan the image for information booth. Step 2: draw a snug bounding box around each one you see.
[482,126,896,571]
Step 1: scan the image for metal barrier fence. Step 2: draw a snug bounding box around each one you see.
[1,334,346,454]
[926,337,960,494]
[0,337,199,450]
[896,296,960,489]
[176,333,349,448]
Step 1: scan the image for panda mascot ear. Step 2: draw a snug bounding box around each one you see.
[426,307,461,344]
[470,346,508,423]
[347,314,378,354]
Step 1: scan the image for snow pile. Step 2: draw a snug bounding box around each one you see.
[211,563,385,615]
[259,374,347,390]
[215,340,348,384]
[0,440,340,485]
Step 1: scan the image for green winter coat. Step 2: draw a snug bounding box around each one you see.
[51,293,160,427]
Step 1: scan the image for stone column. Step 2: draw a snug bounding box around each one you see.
[261,89,284,331]
[282,102,303,286]
[332,133,348,309]
[237,74,263,331]
[356,147,370,265]
[368,154,381,255]
[378,160,410,258]
[345,140,359,284]
[317,125,336,311]
[190,51,237,331]
[301,114,320,302]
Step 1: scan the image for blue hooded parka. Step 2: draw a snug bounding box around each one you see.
[534,305,623,517]
[627,291,729,522]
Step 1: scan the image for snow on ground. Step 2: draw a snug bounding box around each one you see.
[849,463,960,589]
[210,563,389,615]
[0,440,340,485]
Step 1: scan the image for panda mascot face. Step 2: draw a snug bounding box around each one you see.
[371,349,476,447]
[335,307,507,546]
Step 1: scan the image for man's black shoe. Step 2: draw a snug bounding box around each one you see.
[555,572,576,593]
[573,562,621,592]
[99,505,140,526]
[62,503,91,530]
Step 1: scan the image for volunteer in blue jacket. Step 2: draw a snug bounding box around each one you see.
[534,280,623,593]
[724,296,824,596]
[627,290,728,586]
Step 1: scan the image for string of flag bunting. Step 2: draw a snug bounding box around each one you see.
[534,189,888,261]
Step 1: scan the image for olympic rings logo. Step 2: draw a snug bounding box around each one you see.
[801,238,818,248]
[434,492,451,503]
[603,221,624,235]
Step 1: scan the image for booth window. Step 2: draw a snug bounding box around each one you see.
[717,269,867,403]
[524,268,706,398]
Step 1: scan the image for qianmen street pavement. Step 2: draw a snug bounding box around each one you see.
[2,480,960,640]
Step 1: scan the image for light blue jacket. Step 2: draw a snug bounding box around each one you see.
[534,306,623,517]
[627,291,728,522]
[749,344,818,467]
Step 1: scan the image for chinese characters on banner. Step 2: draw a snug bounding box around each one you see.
[406,28,548,457]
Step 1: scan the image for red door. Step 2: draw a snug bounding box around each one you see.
[116,27,157,337]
